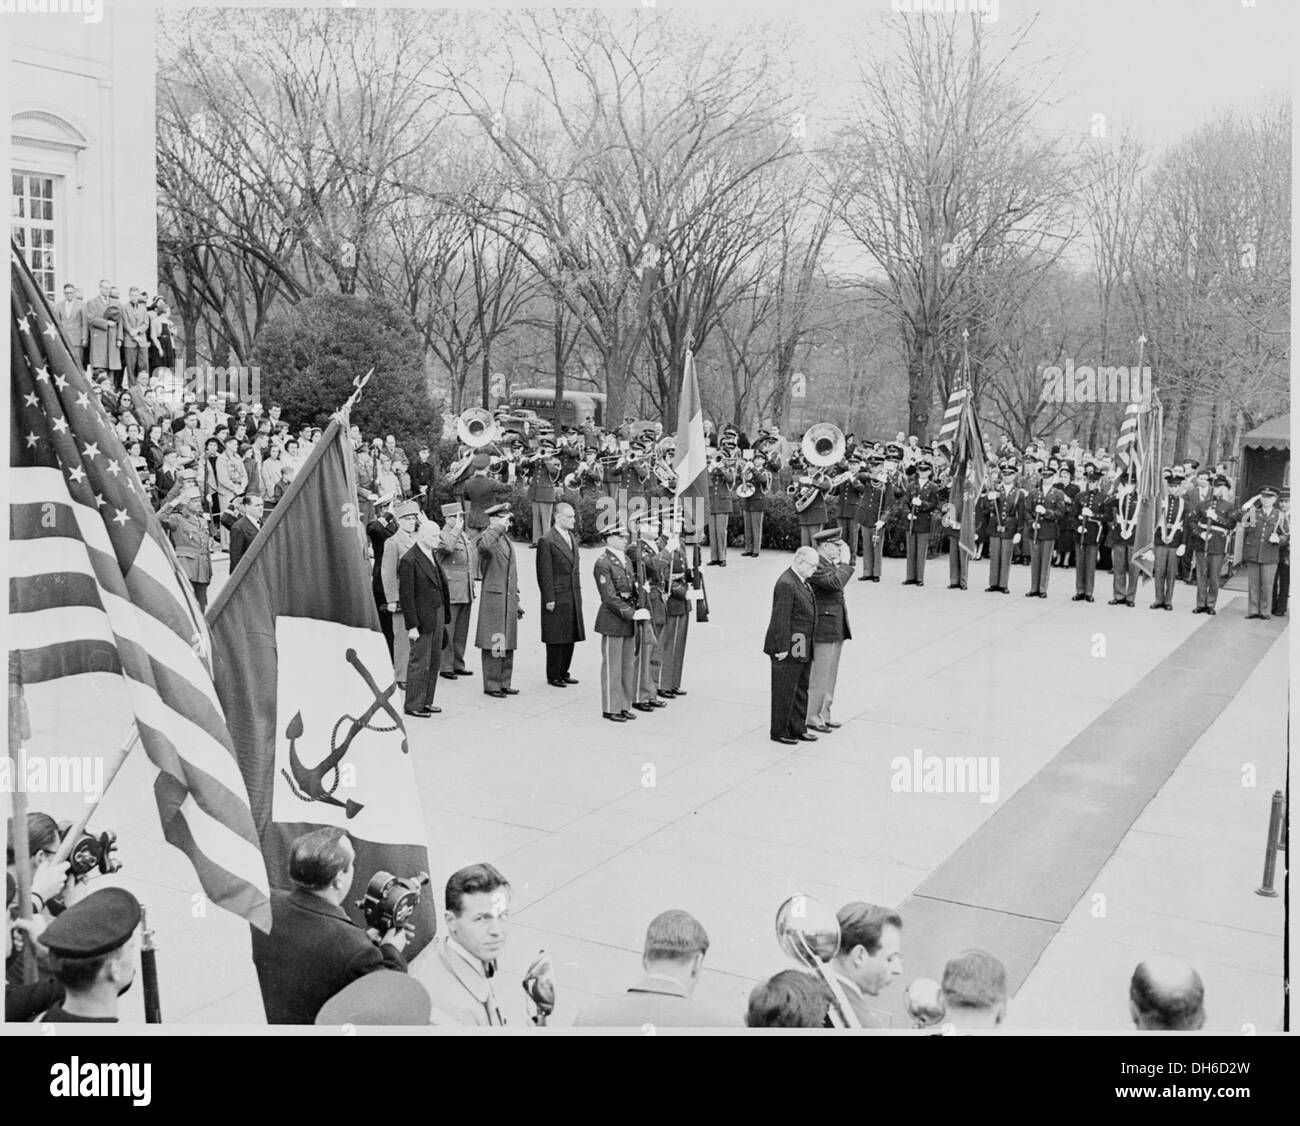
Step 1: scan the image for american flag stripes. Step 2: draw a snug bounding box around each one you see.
[938,375,988,560]
[8,243,272,929]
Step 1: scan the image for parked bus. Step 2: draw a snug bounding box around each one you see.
[507,388,606,430]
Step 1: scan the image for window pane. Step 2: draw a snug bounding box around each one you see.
[11,225,26,249]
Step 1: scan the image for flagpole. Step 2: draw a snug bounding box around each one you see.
[8,656,38,984]
[47,724,141,867]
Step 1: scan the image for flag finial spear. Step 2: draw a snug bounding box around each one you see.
[337,366,376,420]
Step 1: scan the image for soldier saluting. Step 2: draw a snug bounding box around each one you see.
[158,483,216,609]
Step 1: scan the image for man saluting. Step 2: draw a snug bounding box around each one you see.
[764,546,821,746]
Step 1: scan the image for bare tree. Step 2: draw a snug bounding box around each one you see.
[833,13,1080,439]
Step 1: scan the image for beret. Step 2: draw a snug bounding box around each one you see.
[315,971,431,1027]
[41,887,141,958]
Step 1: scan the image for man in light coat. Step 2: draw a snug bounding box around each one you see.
[475,505,522,697]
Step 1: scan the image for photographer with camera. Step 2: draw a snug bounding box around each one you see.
[250,827,411,1025]
[6,812,96,920]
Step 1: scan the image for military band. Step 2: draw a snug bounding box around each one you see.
[407,410,1284,736]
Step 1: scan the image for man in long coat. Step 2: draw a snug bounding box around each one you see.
[536,501,585,688]
[476,505,522,697]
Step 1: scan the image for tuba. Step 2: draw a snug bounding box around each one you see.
[789,424,847,513]
[774,894,862,1028]
[654,436,678,490]
[447,408,499,484]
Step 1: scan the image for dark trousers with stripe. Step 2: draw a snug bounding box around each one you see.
[1111,544,1137,602]
[1194,551,1224,609]
[1075,544,1098,596]
[770,657,811,740]
[658,614,689,692]
[857,527,883,578]
[987,537,1013,589]
[1273,555,1289,613]
[1152,546,1179,606]
[948,542,968,586]
[546,642,575,682]
[837,517,859,562]
[709,513,730,562]
[905,531,928,582]
[1029,539,1054,594]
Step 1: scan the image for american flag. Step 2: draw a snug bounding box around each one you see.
[1113,399,1145,472]
[937,377,988,560]
[9,243,271,929]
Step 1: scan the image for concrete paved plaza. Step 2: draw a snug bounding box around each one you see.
[11,547,1288,1030]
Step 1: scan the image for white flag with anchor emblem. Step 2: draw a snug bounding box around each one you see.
[272,617,425,844]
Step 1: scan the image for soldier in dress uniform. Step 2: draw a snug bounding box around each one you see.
[461,454,505,564]
[594,524,643,722]
[1104,469,1141,607]
[854,456,895,582]
[1070,461,1107,602]
[739,437,780,557]
[978,462,1023,594]
[435,503,476,679]
[656,509,692,700]
[834,454,867,564]
[1149,468,1187,611]
[159,485,217,609]
[527,439,563,547]
[901,460,941,586]
[1241,486,1288,619]
[806,528,854,733]
[1022,460,1068,598]
[1181,468,1213,586]
[790,451,833,550]
[475,504,523,696]
[626,512,669,712]
[1187,474,1240,615]
[706,447,736,565]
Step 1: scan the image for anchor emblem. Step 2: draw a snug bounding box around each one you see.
[281,648,408,819]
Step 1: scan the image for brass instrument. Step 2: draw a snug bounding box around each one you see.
[773,894,862,1029]
[654,436,678,490]
[789,424,846,512]
[446,408,499,484]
